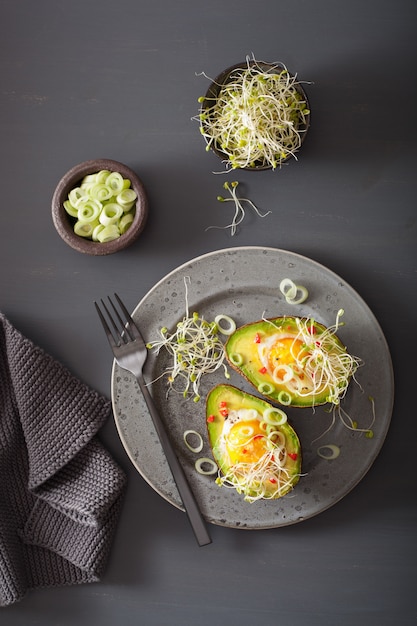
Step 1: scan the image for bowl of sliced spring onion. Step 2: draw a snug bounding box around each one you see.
[52,159,148,255]
[198,59,311,170]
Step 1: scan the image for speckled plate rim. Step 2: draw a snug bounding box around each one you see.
[111,246,394,529]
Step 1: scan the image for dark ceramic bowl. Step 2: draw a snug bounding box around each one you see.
[200,60,310,171]
[52,159,148,255]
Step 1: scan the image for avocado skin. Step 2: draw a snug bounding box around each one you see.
[206,384,302,498]
[224,316,344,408]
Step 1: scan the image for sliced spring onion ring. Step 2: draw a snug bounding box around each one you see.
[105,171,124,194]
[92,223,105,242]
[262,406,288,426]
[74,221,94,238]
[258,382,275,395]
[90,183,113,202]
[117,188,137,208]
[264,423,282,437]
[238,425,255,437]
[195,457,218,475]
[99,203,123,226]
[317,444,340,460]
[277,390,292,406]
[279,278,297,300]
[229,352,243,366]
[279,278,308,304]
[97,224,120,243]
[183,430,204,454]
[68,187,87,207]
[95,169,111,183]
[288,285,309,305]
[63,200,78,218]
[214,314,236,335]
[119,212,134,234]
[272,363,294,384]
[77,200,101,223]
[267,429,286,448]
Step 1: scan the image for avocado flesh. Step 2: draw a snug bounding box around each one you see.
[206,384,301,500]
[225,316,347,408]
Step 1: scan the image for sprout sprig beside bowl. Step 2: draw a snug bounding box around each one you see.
[197,58,311,171]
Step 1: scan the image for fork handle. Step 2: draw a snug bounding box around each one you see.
[135,374,212,547]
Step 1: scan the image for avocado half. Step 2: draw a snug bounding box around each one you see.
[206,384,301,501]
[224,316,349,408]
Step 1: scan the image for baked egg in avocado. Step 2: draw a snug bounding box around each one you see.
[225,316,361,408]
[206,384,301,502]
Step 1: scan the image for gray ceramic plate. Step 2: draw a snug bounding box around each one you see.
[111,246,394,528]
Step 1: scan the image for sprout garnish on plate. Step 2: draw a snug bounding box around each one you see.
[146,279,233,402]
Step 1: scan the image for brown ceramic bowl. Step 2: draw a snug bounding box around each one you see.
[52,159,148,255]
[200,60,310,171]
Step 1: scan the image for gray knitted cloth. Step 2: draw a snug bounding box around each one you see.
[0,313,126,606]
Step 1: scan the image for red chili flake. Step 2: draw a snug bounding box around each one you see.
[254,434,263,440]
[254,332,261,344]
[219,408,229,417]
[207,415,215,423]
[307,325,317,335]
[219,401,227,408]
[315,341,321,347]
[269,477,277,484]
[242,448,248,454]
[288,452,298,460]
[259,366,267,374]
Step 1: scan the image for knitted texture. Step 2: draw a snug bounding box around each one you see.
[0,313,126,606]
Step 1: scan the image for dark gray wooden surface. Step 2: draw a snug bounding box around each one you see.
[1,1,416,624]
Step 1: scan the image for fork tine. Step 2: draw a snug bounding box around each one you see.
[94,300,118,349]
[114,293,142,341]
[105,297,129,342]
[105,295,134,343]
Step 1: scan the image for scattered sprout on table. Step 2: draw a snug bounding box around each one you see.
[207,181,271,236]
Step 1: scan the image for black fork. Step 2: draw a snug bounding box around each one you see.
[95,293,212,547]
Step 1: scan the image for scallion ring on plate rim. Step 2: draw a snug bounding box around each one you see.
[287,284,309,305]
[279,278,297,300]
[214,314,236,335]
[279,278,308,304]
[195,457,218,475]
[183,430,204,454]
[317,444,340,460]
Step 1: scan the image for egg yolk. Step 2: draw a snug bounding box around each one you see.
[226,419,267,465]
[267,337,305,376]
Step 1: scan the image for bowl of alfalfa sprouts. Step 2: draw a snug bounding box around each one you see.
[196,56,311,171]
